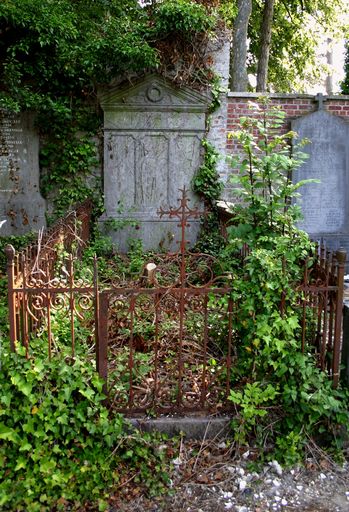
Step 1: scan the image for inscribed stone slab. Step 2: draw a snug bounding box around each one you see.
[99,75,209,251]
[292,110,349,240]
[0,111,46,235]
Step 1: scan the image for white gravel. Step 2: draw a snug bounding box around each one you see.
[116,457,349,511]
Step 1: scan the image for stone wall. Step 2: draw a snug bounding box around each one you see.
[225,93,349,169]
[223,92,349,263]
[206,29,231,178]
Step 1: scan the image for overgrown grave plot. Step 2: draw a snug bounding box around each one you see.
[6,189,347,420]
[6,190,236,416]
[99,250,235,415]
[94,189,236,416]
[34,250,235,416]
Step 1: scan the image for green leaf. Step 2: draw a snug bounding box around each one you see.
[0,423,20,443]
[19,440,32,452]
[40,459,57,473]
[15,457,27,471]
[79,388,95,400]
[10,375,32,397]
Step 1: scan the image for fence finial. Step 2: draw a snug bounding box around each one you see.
[336,248,347,265]
[5,244,15,261]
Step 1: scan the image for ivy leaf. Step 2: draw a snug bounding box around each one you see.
[14,457,27,471]
[79,388,94,400]
[10,375,32,397]
[0,423,20,443]
[40,459,57,473]
[19,440,32,452]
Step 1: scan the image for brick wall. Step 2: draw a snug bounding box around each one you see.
[226,93,349,156]
[216,93,349,198]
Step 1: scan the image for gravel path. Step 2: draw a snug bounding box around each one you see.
[113,441,349,512]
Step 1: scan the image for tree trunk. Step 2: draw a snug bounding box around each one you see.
[229,0,252,91]
[256,0,275,92]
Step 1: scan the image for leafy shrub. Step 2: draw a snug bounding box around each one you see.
[0,345,170,511]
[152,0,216,38]
[223,99,349,463]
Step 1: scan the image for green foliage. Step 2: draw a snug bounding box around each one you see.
[151,0,216,38]
[227,97,314,245]
[40,132,100,219]
[341,40,349,94]
[0,0,218,217]
[221,0,345,91]
[248,0,345,92]
[0,0,157,112]
[193,139,225,255]
[222,99,349,462]
[0,0,217,112]
[0,344,171,511]
[0,232,36,271]
[229,382,278,444]
[193,139,223,206]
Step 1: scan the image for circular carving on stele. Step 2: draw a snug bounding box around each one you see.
[146,84,164,103]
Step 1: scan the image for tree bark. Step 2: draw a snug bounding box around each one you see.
[256,0,275,92]
[229,0,252,91]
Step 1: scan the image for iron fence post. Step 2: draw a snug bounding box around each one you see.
[333,248,346,388]
[5,245,17,352]
[341,304,349,386]
[93,255,99,365]
[97,291,109,395]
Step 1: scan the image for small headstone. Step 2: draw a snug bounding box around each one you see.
[0,111,46,235]
[292,109,349,258]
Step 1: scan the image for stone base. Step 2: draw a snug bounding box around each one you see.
[128,416,232,440]
[99,216,201,253]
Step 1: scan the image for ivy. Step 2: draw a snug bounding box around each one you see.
[193,139,223,206]
[0,0,219,220]
[192,139,225,256]
[0,344,171,511]
[221,99,349,463]
[151,0,216,38]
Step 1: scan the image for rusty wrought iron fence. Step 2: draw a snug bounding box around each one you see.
[6,200,93,354]
[5,191,347,416]
[96,190,234,414]
[297,244,346,388]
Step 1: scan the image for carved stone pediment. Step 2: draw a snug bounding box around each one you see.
[98,74,210,113]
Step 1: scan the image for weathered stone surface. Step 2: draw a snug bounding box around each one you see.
[129,416,232,440]
[0,111,46,235]
[206,28,231,187]
[99,75,209,251]
[292,110,349,253]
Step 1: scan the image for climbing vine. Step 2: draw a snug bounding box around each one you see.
[37,100,103,220]
[220,99,349,462]
[192,139,225,255]
[192,73,227,255]
[0,0,219,219]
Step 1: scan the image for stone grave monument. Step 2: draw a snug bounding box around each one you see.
[98,74,209,251]
[0,111,46,235]
[292,99,349,258]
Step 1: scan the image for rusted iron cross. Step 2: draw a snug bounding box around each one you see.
[157,187,204,286]
[157,187,204,256]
